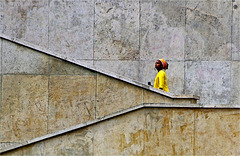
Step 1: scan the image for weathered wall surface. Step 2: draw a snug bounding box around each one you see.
[0,38,197,150]
[0,0,239,106]
[2,108,239,155]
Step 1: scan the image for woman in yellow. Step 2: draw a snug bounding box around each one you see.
[154,59,169,92]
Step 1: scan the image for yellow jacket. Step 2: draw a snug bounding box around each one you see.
[154,70,169,92]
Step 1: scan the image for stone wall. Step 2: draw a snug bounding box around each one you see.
[1,108,239,155]
[0,0,239,106]
[0,38,197,150]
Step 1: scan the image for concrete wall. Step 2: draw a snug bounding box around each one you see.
[1,108,239,155]
[0,0,239,106]
[0,38,197,150]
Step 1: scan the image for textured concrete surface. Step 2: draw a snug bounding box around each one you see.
[94,60,140,82]
[94,1,139,60]
[231,61,240,106]
[185,61,231,105]
[140,1,185,61]
[2,108,239,155]
[0,38,198,150]
[0,0,239,106]
[43,128,94,155]
[49,57,96,75]
[94,109,145,155]
[185,1,232,61]
[1,75,49,142]
[96,74,143,117]
[2,1,49,47]
[0,1,2,33]
[0,39,1,74]
[144,108,195,155]
[48,75,96,133]
[49,0,94,60]
[0,0,239,153]
[195,109,240,155]
[2,40,49,74]
[143,89,170,104]
[233,0,240,61]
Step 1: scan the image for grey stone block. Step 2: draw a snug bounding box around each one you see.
[166,61,185,94]
[185,1,232,61]
[2,1,49,48]
[141,0,169,2]
[231,61,240,106]
[185,0,232,1]
[43,128,94,156]
[232,0,240,60]
[0,1,3,33]
[49,1,94,60]
[96,0,139,2]
[0,76,1,118]
[140,2,185,61]
[0,39,1,74]
[94,1,139,60]
[94,60,140,81]
[2,40,49,74]
[49,57,96,75]
[185,61,231,105]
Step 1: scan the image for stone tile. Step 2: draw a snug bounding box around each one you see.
[140,2,185,60]
[0,77,1,144]
[2,0,49,47]
[48,75,96,133]
[143,89,196,104]
[43,127,94,155]
[0,75,48,142]
[0,39,2,74]
[15,127,94,156]
[232,0,240,60]
[49,57,96,75]
[96,74,143,118]
[185,1,232,61]
[143,89,172,104]
[1,108,239,155]
[195,109,240,155]
[185,61,231,105]
[140,60,185,94]
[96,0,140,2]
[94,1,139,60]
[49,0,94,60]
[94,60,140,81]
[0,74,1,101]
[0,1,3,33]
[139,60,157,86]
[21,142,45,156]
[166,61,185,94]
[52,0,93,2]
[231,61,240,106]
[2,1,21,38]
[93,109,145,155]
[144,108,194,155]
[2,40,49,74]
[73,59,94,68]
[185,0,232,1]
[141,0,168,2]
[141,0,188,2]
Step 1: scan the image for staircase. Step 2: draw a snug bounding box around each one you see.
[0,34,239,155]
